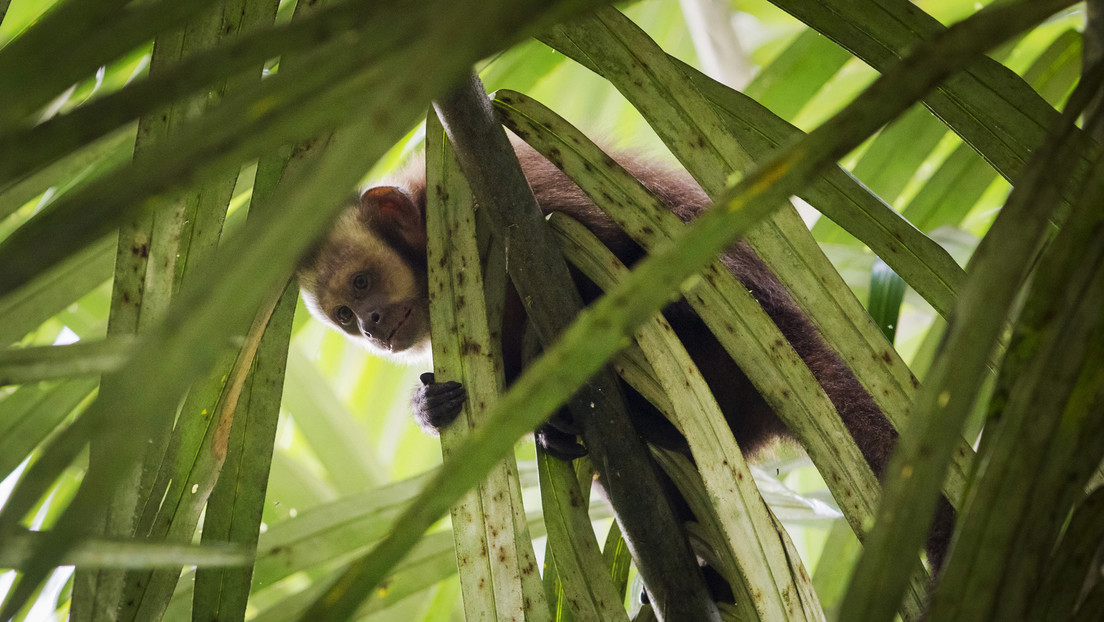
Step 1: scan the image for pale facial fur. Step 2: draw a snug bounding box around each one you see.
[298,203,431,364]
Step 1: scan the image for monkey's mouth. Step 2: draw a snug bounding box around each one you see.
[385,305,414,349]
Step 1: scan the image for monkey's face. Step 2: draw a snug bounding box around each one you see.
[298,187,431,362]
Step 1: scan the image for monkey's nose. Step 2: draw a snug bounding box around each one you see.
[358,310,382,336]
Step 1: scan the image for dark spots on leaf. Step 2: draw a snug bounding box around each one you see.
[547,147,563,168]
[882,351,892,364]
[461,339,482,355]
[291,139,315,157]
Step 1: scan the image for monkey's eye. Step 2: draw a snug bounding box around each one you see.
[352,272,371,291]
[335,306,354,325]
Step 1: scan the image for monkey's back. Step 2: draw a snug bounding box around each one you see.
[388,140,951,567]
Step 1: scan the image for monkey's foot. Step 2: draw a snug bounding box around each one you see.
[412,372,466,433]
[536,409,587,460]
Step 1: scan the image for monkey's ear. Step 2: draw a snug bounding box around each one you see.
[360,186,426,249]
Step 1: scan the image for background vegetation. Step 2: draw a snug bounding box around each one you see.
[0,0,1100,621]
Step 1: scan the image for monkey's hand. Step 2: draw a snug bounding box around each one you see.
[413,373,585,460]
[536,409,588,461]
[412,372,466,434]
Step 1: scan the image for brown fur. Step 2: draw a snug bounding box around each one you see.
[297,142,953,568]
[504,144,891,458]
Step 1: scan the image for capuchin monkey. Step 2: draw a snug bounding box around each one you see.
[297,141,954,570]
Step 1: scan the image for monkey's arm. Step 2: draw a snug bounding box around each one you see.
[412,372,587,459]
